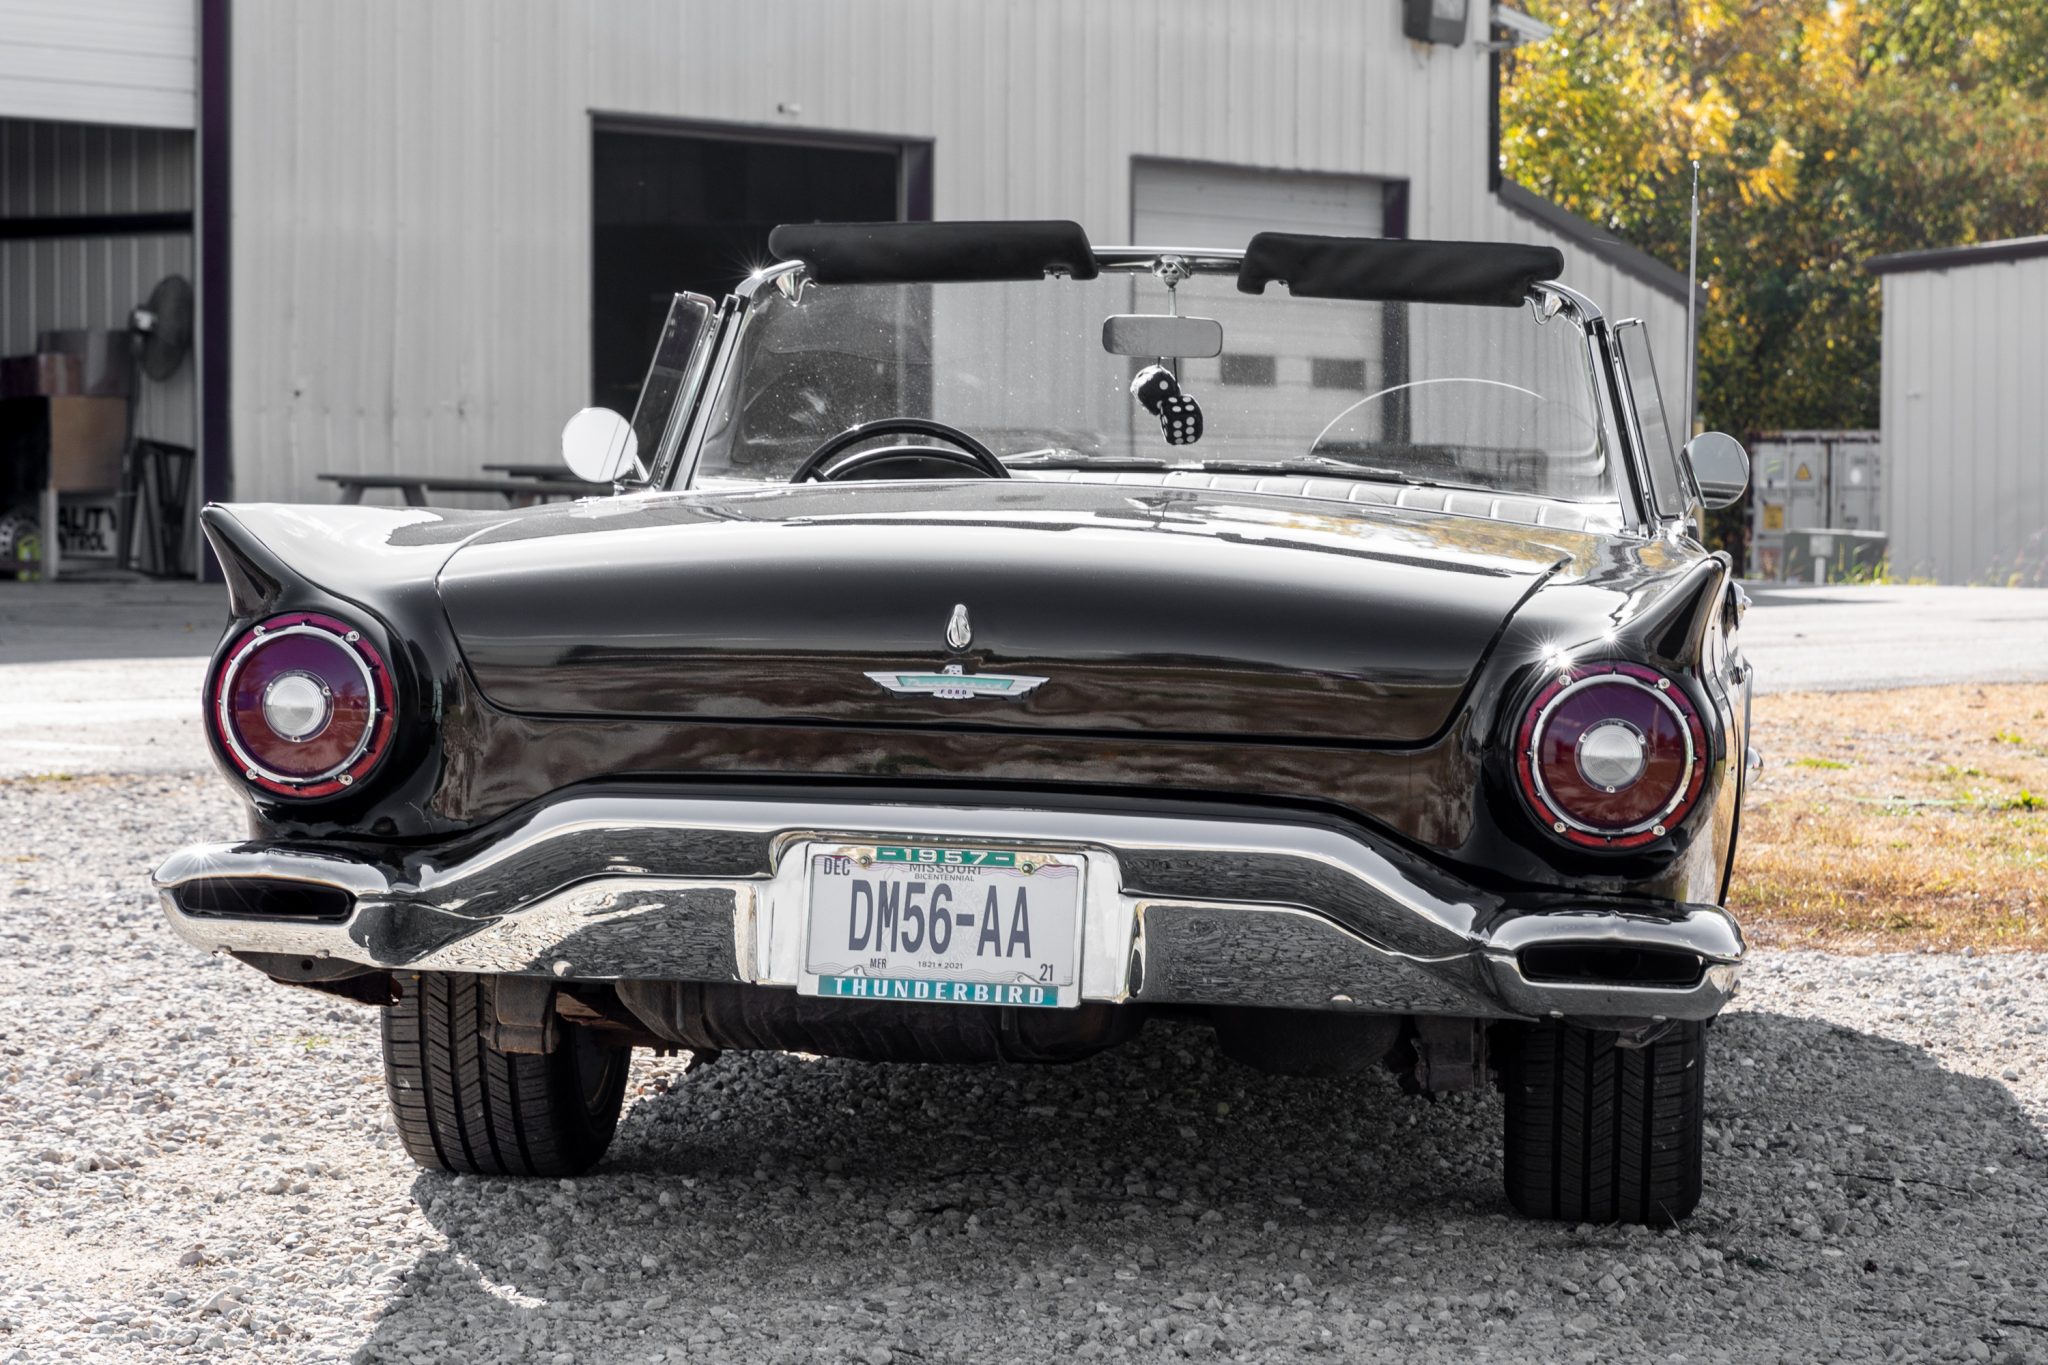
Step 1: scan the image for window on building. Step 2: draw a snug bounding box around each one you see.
[1221,353,1278,386]
[1311,357,1369,390]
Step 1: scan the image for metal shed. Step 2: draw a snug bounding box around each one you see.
[1870,236,2048,586]
[220,0,1698,507]
[1,0,1700,543]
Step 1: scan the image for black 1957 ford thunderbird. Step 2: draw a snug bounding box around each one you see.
[154,221,1755,1224]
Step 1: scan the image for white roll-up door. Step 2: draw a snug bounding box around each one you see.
[0,0,195,128]
[1130,160,1390,460]
[1130,159,1386,250]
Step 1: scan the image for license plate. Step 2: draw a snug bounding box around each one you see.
[798,842,1086,1009]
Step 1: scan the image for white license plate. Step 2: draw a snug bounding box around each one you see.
[798,841,1086,1009]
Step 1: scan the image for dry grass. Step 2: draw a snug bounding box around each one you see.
[1731,683,2048,952]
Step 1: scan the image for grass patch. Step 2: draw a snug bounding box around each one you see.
[1732,683,2048,952]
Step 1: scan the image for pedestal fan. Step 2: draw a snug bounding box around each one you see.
[119,273,195,575]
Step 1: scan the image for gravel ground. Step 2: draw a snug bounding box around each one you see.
[4,774,2046,1364]
[1739,585,2048,695]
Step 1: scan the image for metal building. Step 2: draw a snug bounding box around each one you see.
[4,0,1697,552]
[1870,236,2048,585]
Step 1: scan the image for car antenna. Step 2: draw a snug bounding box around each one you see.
[1684,157,1701,440]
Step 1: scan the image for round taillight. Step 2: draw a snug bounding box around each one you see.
[213,612,395,797]
[1515,661,1706,849]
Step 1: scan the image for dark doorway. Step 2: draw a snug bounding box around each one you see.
[592,122,926,414]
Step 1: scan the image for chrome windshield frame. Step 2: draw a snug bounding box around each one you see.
[665,250,1657,529]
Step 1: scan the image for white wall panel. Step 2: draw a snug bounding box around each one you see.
[0,0,195,129]
[231,0,1690,507]
[1881,254,2048,583]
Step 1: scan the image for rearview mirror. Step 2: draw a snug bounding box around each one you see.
[1683,431,1750,510]
[560,407,642,484]
[1102,314,1224,359]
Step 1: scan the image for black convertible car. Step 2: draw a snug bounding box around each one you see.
[155,221,1754,1224]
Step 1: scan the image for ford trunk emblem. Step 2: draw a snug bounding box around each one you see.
[866,604,1045,699]
[865,664,1048,701]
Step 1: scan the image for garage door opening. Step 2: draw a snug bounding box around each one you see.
[591,122,930,413]
[1129,158,1409,451]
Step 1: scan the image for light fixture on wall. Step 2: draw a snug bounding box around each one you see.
[1403,0,1470,46]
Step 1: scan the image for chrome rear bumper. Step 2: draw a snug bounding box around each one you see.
[153,794,1742,1022]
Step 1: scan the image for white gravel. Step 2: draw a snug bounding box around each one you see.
[4,775,2048,1363]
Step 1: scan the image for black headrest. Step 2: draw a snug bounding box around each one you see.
[1238,233,1564,307]
[767,220,1099,284]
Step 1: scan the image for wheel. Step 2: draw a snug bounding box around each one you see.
[381,972,630,1176]
[1500,1018,1706,1224]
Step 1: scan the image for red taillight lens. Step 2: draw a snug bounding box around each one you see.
[213,612,394,797]
[1515,661,1706,849]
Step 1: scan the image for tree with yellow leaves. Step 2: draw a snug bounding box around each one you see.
[1502,0,2048,437]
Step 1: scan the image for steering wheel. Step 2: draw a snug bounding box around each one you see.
[790,418,1010,483]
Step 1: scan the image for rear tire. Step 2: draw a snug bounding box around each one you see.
[381,972,630,1176]
[1501,1018,1706,1224]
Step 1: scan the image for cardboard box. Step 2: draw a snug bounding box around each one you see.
[1,353,83,398]
[47,397,126,492]
[35,329,133,398]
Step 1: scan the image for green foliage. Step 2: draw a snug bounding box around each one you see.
[1500,1,2048,435]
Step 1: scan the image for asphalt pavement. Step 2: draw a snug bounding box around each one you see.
[4,578,2047,777]
[0,580,219,778]
[1739,583,2048,695]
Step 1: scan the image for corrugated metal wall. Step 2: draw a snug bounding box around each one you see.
[0,0,196,129]
[231,0,1691,506]
[1882,258,2048,583]
[0,116,198,450]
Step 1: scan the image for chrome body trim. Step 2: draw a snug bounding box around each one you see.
[155,795,1743,1022]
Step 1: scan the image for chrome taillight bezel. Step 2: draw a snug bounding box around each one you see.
[212,611,396,798]
[1514,660,1707,850]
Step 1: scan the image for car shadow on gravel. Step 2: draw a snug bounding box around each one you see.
[354,1012,2048,1364]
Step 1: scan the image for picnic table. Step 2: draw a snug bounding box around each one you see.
[318,472,608,506]
[481,462,581,481]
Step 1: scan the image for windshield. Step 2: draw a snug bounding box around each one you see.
[688,267,1615,503]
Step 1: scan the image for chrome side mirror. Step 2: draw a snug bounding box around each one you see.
[560,407,641,484]
[1684,431,1749,510]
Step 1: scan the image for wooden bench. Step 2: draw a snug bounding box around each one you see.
[481,461,580,481]
[318,473,607,506]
